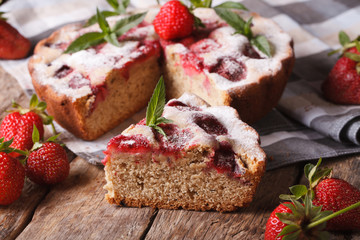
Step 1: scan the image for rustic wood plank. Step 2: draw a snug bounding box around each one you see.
[145,165,301,239]
[0,67,51,240]
[16,157,155,240]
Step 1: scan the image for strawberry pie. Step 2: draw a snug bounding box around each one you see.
[103,93,266,212]
[29,7,294,139]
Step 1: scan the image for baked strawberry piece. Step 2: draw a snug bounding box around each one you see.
[103,93,266,212]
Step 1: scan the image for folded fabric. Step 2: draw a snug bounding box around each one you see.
[0,0,359,170]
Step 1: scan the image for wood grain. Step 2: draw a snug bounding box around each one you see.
[0,68,50,240]
[16,157,155,240]
[145,165,302,239]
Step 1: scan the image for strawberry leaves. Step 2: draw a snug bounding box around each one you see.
[271,158,360,239]
[65,10,146,54]
[146,76,172,138]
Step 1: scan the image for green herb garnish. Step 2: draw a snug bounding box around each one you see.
[84,0,130,27]
[146,76,172,138]
[64,10,146,54]
[213,7,272,57]
[186,0,272,57]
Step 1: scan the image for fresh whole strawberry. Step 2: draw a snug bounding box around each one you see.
[26,141,70,185]
[322,31,360,104]
[0,15,31,59]
[0,138,26,205]
[265,202,293,240]
[322,47,360,104]
[0,111,44,156]
[0,94,54,157]
[264,159,360,239]
[313,178,360,231]
[153,0,194,40]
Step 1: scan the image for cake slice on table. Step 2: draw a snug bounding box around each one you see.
[103,78,266,212]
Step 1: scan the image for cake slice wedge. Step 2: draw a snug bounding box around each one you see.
[103,92,266,212]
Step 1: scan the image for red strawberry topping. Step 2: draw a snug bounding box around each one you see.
[153,0,194,40]
[0,19,31,59]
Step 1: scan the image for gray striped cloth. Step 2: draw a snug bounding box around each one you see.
[1,0,359,170]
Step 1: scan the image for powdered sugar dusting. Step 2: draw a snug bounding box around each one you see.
[166,8,293,90]
[32,12,159,100]
[120,93,266,166]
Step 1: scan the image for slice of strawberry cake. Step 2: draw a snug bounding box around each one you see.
[103,93,266,212]
[29,14,161,140]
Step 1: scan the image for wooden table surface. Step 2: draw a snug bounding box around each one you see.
[0,67,359,240]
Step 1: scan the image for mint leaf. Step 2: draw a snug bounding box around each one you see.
[146,76,166,126]
[113,12,147,35]
[243,17,253,39]
[97,8,111,33]
[251,35,271,57]
[84,11,119,27]
[146,76,172,139]
[66,11,146,54]
[189,0,212,8]
[64,32,105,53]
[193,15,205,28]
[339,31,350,47]
[104,32,120,47]
[214,8,245,31]
[107,0,120,11]
[214,1,248,11]
[107,0,130,14]
[152,125,168,139]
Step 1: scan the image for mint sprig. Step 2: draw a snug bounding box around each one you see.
[84,0,130,27]
[64,10,146,54]
[186,0,272,57]
[146,76,172,138]
[213,7,272,57]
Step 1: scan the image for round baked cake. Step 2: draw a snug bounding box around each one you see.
[162,8,294,123]
[28,7,294,140]
[103,93,266,212]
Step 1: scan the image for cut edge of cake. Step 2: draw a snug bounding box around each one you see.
[103,93,266,212]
